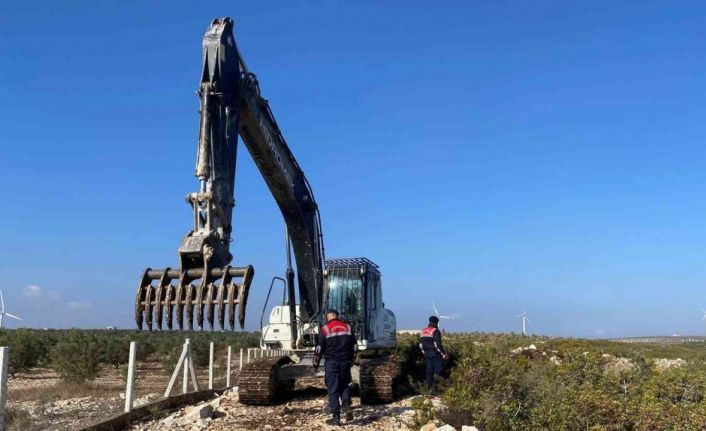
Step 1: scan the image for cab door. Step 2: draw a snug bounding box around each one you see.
[365,272,380,341]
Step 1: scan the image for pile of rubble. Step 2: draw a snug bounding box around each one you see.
[602,354,634,373]
[602,354,687,373]
[653,357,687,371]
[129,385,484,431]
[509,345,688,374]
[415,397,479,431]
[420,423,479,431]
[131,385,418,430]
[510,343,560,362]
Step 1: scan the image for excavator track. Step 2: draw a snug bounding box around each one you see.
[238,356,292,405]
[358,356,400,404]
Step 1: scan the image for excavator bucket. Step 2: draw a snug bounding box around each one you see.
[135,265,254,331]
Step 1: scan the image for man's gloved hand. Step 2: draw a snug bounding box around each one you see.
[442,354,449,360]
[313,352,321,370]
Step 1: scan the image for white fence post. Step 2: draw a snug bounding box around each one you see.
[208,342,214,390]
[0,347,8,431]
[124,341,137,413]
[247,348,251,363]
[239,348,243,371]
[183,339,190,394]
[226,346,232,387]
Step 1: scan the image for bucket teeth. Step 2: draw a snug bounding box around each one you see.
[135,265,254,331]
[186,283,195,331]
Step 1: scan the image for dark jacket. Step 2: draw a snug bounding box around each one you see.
[419,324,447,358]
[315,318,357,362]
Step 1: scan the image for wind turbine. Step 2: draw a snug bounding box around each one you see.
[517,311,532,336]
[432,302,456,320]
[0,291,22,329]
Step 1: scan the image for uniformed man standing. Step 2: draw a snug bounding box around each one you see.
[314,309,357,426]
[419,315,448,395]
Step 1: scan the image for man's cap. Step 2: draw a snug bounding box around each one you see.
[326,308,339,316]
[429,315,440,324]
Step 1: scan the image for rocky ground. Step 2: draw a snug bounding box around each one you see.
[6,362,187,430]
[130,379,421,431]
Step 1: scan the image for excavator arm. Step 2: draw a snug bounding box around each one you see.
[135,18,326,331]
[238,71,326,320]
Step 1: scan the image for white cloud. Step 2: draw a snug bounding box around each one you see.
[67,301,92,311]
[23,284,63,301]
[23,284,42,298]
[595,329,607,336]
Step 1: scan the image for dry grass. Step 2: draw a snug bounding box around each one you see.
[10,381,116,403]
[5,408,40,431]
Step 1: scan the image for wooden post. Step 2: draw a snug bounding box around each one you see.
[208,342,214,390]
[124,341,137,413]
[226,346,232,387]
[0,347,8,431]
[239,348,244,371]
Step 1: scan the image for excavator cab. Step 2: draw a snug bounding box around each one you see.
[261,257,395,351]
[325,258,396,350]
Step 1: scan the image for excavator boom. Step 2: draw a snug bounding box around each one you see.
[135,18,325,331]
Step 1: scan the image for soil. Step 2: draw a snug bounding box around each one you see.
[7,360,215,430]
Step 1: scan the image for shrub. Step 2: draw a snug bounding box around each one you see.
[440,334,706,431]
[100,335,131,369]
[1,329,47,376]
[50,330,103,383]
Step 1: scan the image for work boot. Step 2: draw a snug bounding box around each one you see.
[342,403,353,421]
[325,413,341,426]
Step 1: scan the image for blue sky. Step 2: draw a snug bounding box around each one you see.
[3,1,706,337]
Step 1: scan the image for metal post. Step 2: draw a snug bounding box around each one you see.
[247,348,251,363]
[124,342,137,413]
[226,346,232,387]
[183,339,190,394]
[208,342,214,390]
[239,348,244,371]
[285,226,298,347]
[0,347,8,431]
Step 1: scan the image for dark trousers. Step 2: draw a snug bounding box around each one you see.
[425,355,444,390]
[324,360,352,415]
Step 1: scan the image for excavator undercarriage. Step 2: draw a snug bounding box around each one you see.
[238,354,400,405]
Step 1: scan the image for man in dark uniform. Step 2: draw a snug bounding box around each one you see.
[419,315,448,395]
[314,309,357,426]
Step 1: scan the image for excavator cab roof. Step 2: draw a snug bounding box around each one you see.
[325,257,379,272]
